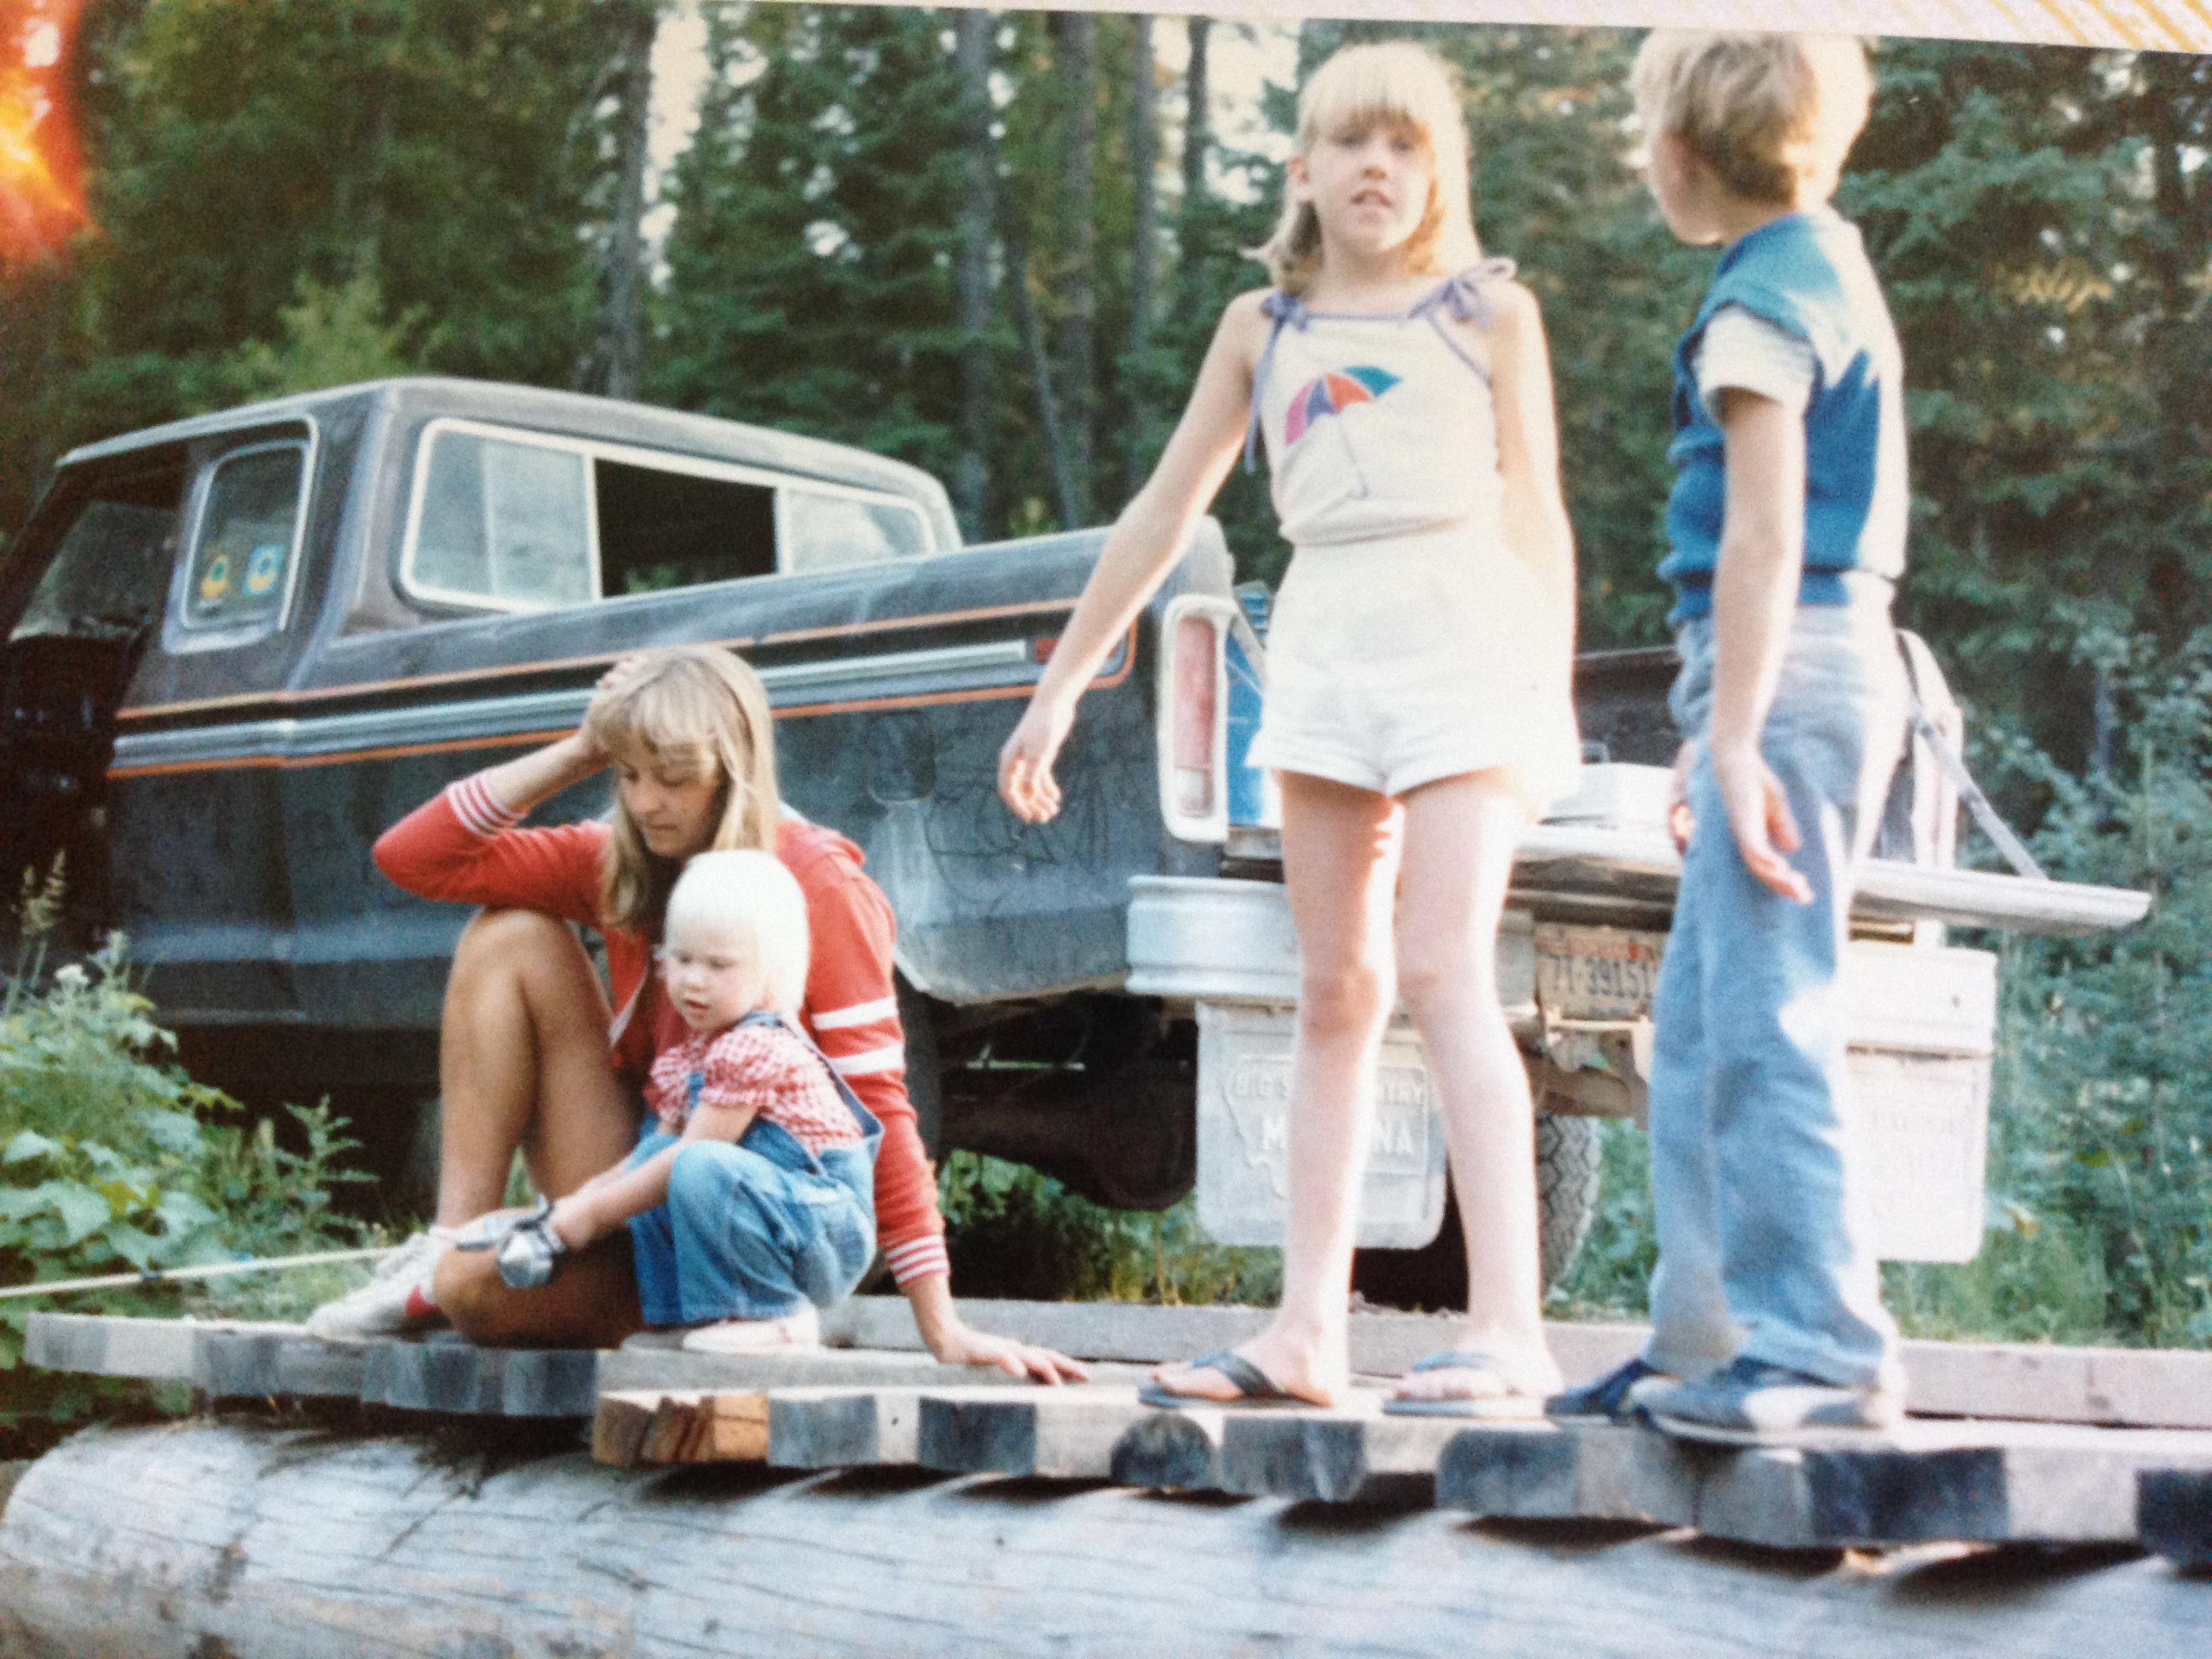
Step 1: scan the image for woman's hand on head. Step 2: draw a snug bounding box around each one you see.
[997,694,1078,824]
[572,653,653,769]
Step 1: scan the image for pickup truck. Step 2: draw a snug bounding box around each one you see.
[0,377,2150,1298]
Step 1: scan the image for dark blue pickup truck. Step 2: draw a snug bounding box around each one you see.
[0,379,2147,1293]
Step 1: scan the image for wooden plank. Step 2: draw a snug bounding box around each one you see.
[1109,1407,1226,1491]
[30,1309,2212,1431]
[1214,1398,1464,1506]
[2139,1470,2212,1568]
[593,1391,771,1469]
[1691,1420,2212,1548]
[1437,1422,1698,1524]
[769,1387,926,1470]
[916,1389,1142,1480]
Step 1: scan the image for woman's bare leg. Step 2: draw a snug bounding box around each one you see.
[1390,771,1559,1401]
[434,1233,647,1349]
[1151,771,1400,1406]
[434,909,638,1226]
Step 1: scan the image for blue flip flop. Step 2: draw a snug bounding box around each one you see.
[1137,1349,1308,1411]
[1381,1349,1549,1419]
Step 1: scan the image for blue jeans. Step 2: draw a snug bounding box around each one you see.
[1643,588,1908,1390]
[628,1116,880,1326]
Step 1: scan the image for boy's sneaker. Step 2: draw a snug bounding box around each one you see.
[1640,1355,1903,1443]
[302,1228,457,1340]
[1545,1355,1676,1424]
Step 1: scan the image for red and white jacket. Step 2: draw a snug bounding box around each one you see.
[373,775,949,1286]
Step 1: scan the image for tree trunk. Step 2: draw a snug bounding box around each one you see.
[1178,14,1210,293]
[3,1420,2206,1659]
[1052,9,1096,522]
[592,0,658,401]
[1125,13,1159,485]
[1012,242,1080,532]
[952,7,996,539]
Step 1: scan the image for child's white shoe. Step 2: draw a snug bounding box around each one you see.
[678,1305,821,1355]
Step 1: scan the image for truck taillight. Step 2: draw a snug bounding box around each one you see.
[1172,614,1219,818]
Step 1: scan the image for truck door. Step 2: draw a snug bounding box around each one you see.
[102,427,323,1023]
[0,457,186,950]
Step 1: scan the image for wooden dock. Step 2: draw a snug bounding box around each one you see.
[20,1303,2212,1559]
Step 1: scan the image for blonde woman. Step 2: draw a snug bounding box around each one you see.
[307,645,1082,1380]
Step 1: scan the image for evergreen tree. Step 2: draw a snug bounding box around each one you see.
[651,4,970,487]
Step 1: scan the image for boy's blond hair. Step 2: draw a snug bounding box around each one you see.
[1631,32,1872,207]
[664,849,811,1019]
[585,644,781,937]
[1254,40,1482,295]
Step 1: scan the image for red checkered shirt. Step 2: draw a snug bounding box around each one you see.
[646,1021,863,1155]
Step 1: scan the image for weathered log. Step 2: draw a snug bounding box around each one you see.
[3,1421,2208,1659]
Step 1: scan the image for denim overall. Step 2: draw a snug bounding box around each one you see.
[626,1011,884,1326]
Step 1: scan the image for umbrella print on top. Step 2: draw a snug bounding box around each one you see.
[1284,365,1401,447]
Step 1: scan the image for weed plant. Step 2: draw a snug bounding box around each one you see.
[1,868,373,1452]
[939,1150,1281,1307]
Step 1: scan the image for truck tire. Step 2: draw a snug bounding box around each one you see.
[1534,1111,1603,1293]
[1351,1111,1603,1311]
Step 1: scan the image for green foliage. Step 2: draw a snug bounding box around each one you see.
[1,920,371,1445]
[1548,1118,1656,1319]
[939,1150,1279,1307]
[1951,624,2212,1347]
[217,273,433,402]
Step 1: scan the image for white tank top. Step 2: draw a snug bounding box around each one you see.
[1245,260,1514,549]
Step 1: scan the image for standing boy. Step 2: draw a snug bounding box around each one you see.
[1551,32,1911,1437]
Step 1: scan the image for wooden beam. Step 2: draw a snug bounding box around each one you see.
[593,1391,771,1469]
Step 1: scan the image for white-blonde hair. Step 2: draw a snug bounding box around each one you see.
[1631,31,1872,206]
[663,848,811,1017]
[586,644,781,938]
[1254,40,1482,295]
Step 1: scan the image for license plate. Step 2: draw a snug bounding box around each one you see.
[1534,923,1667,1021]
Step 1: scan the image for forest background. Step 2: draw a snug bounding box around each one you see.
[1,1,2209,1347]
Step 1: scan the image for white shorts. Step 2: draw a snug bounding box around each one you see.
[1248,521,1582,810]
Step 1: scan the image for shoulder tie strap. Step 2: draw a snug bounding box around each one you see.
[1242,289,1309,474]
[1413,255,1519,328]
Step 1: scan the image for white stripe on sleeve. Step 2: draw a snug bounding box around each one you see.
[884,1235,951,1285]
[448,775,522,838]
[811,996,899,1031]
[827,1042,906,1078]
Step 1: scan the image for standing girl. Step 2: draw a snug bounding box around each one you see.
[998,41,1580,1412]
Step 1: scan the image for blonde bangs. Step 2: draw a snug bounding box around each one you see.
[587,646,781,936]
[1255,40,1481,294]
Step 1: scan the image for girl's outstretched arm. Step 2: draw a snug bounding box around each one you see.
[997,294,1269,824]
[1485,283,1578,674]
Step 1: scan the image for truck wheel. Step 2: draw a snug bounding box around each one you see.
[1351,1111,1603,1311]
[1534,1111,1603,1294]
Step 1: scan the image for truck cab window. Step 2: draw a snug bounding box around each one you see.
[181,441,308,633]
[407,428,594,611]
[596,456,775,594]
[780,488,930,574]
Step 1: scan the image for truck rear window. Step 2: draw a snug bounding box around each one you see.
[398,418,934,615]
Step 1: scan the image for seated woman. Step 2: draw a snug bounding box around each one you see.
[304,644,1082,1380]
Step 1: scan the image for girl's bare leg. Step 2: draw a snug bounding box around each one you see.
[1150,771,1401,1406]
[433,908,639,1226]
[1389,771,1560,1401]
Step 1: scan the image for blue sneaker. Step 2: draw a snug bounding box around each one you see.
[1641,1355,1903,1443]
[1545,1355,1674,1424]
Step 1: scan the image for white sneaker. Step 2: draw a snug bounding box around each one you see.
[302,1228,457,1340]
[678,1305,821,1355]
